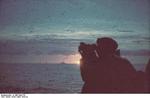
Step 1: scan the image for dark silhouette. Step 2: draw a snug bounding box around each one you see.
[134,71,146,93]
[146,59,150,92]
[79,37,144,93]
[79,42,99,93]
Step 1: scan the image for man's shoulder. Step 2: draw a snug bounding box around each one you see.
[113,55,131,64]
[113,55,136,71]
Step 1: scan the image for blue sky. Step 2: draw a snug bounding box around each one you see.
[0,0,149,66]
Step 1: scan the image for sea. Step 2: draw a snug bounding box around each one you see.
[0,63,83,93]
[0,62,149,93]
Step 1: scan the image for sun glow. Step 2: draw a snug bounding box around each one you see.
[64,53,81,65]
[76,60,80,65]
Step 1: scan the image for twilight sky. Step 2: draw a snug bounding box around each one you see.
[0,0,149,38]
[0,0,149,67]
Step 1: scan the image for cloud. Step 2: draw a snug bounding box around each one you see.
[0,0,149,35]
[0,38,80,55]
[0,0,149,65]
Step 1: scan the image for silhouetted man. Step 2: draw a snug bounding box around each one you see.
[79,42,99,93]
[79,37,137,93]
[146,59,150,92]
[96,37,138,93]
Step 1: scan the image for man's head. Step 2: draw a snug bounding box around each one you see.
[79,42,97,59]
[96,37,118,55]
